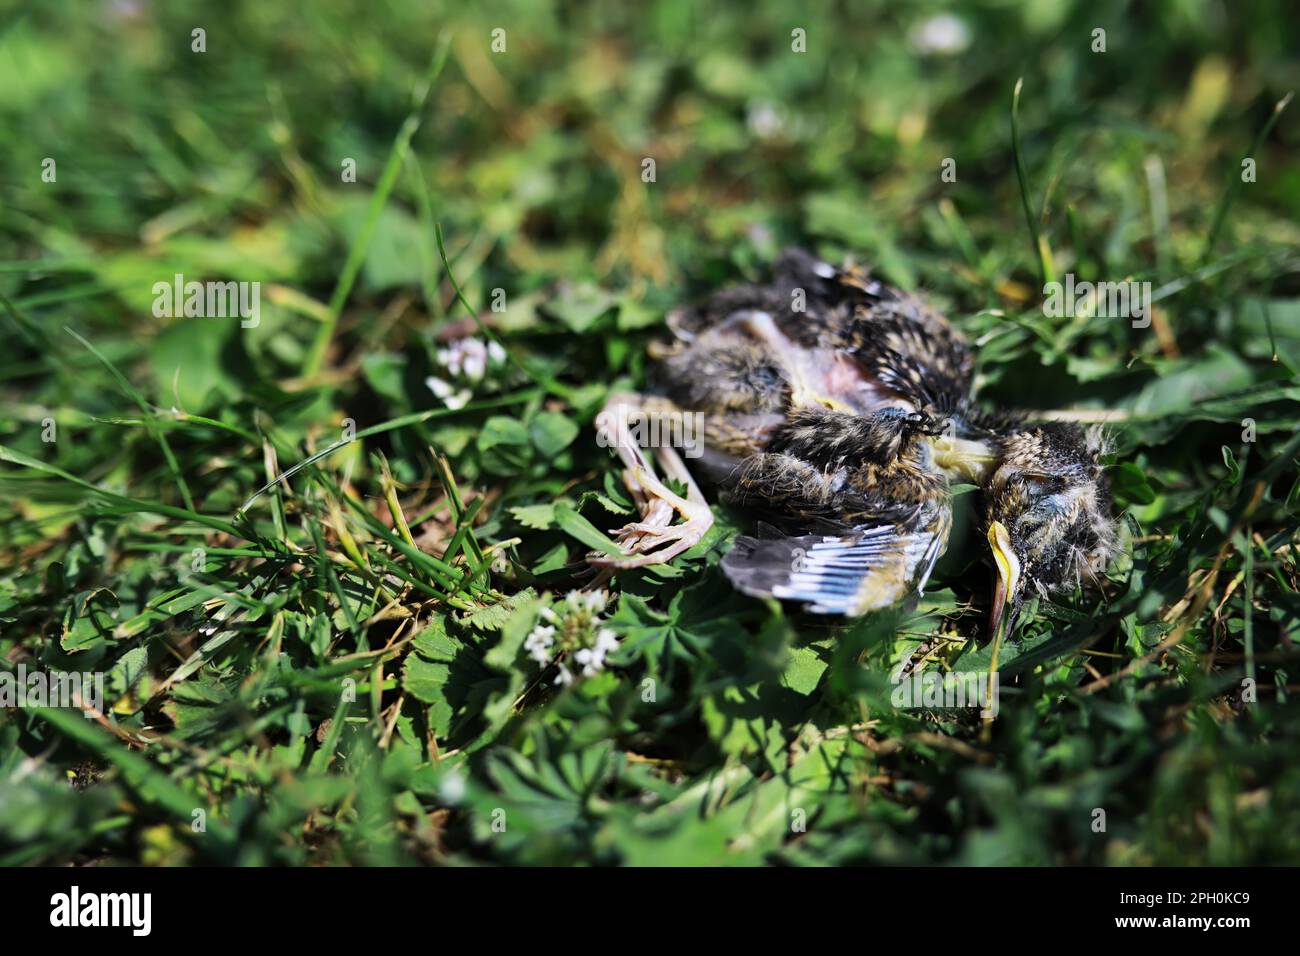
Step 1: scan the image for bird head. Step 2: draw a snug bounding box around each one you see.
[983,423,1118,644]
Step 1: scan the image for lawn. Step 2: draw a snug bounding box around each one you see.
[2,0,1299,865]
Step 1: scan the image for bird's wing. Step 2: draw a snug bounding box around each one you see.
[842,307,974,417]
[770,252,976,417]
[721,500,952,616]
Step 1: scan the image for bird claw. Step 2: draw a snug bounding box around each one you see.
[616,520,676,537]
[591,502,712,569]
[588,396,715,571]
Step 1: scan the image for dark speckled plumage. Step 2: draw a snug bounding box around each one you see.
[596,248,1118,620]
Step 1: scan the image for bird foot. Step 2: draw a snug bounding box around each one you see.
[593,468,713,569]
[589,396,714,571]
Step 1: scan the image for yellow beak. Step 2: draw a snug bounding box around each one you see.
[987,520,1022,647]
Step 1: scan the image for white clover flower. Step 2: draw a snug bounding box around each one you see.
[524,624,556,664]
[593,628,619,656]
[460,340,488,382]
[429,337,508,409]
[425,375,472,410]
[437,338,488,380]
[528,591,619,686]
[426,375,454,400]
[574,647,603,678]
[439,770,467,804]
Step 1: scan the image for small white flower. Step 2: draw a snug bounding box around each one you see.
[439,770,467,804]
[524,625,556,664]
[574,647,603,678]
[444,388,472,411]
[527,592,619,684]
[909,13,971,56]
[463,353,486,382]
[426,373,473,409]
[747,102,785,139]
[430,337,506,409]
[460,339,488,381]
[594,628,619,656]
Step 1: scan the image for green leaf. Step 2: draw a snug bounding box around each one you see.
[1128,346,1253,416]
[1108,461,1158,506]
[782,644,829,695]
[401,617,499,741]
[477,415,534,474]
[150,317,245,411]
[532,542,570,575]
[477,416,530,451]
[61,588,119,653]
[509,502,556,530]
[402,653,448,704]
[544,282,615,333]
[553,502,624,556]
[105,645,150,702]
[529,411,579,457]
[360,351,409,405]
[483,593,541,671]
[411,615,456,658]
[460,588,538,633]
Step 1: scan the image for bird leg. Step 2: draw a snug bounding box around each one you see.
[589,393,714,570]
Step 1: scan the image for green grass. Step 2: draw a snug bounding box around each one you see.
[2,0,1299,866]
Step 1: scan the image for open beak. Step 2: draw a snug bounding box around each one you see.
[987,521,1022,647]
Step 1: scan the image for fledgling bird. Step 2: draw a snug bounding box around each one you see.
[590,249,1118,643]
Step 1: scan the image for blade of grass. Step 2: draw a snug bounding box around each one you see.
[0,290,59,356]
[1010,78,1053,290]
[234,387,538,515]
[335,488,476,595]
[302,32,452,376]
[434,448,487,570]
[1143,155,1172,277]
[65,326,196,511]
[440,495,485,566]
[435,223,581,402]
[29,706,237,859]
[307,510,360,638]
[0,443,251,540]
[404,150,445,323]
[1200,92,1293,266]
[375,451,418,551]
